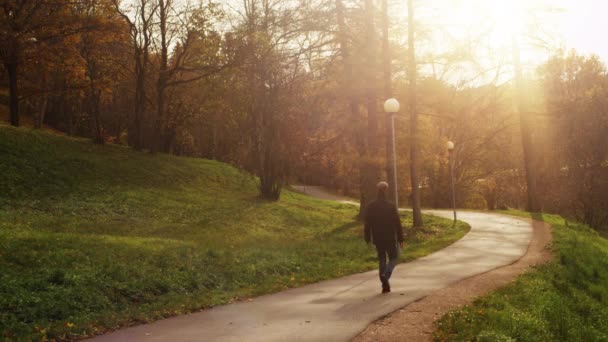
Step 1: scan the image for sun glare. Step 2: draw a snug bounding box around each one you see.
[446,0,527,43]
[412,0,546,83]
[490,0,526,39]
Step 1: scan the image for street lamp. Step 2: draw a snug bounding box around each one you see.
[447,140,456,223]
[384,98,400,207]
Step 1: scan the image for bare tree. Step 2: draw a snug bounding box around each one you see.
[152,2,228,153]
[381,0,396,203]
[360,0,380,213]
[152,0,172,153]
[112,0,157,150]
[512,36,541,212]
[335,0,367,214]
[408,0,423,227]
[233,0,328,199]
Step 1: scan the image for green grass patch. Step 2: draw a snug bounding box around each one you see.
[434,210,608,341]
[0,123,468,341]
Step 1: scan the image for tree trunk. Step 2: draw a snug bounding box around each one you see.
[91,90,104,144]
[363,0,380,211]
[154,79,166,153]
[211,111,218,159]
[381,0,397,205]
[35,94,48,129]
[130,0,151,151]
[132,46,145,151]
[364,0,378,156]
[512,36,541,212]
[6,61,19,127]
[66,97,74,136]
[141,16,151,150]
[408,0,423,227]
[153,0,169,154]
[336,0,366,217]
[35,71,48,129]
[134,73,143,150]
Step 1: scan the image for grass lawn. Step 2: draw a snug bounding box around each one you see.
[0,124,469,341]
[434,210,608,341]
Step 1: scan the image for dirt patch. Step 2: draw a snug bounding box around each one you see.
[353,216,553,342]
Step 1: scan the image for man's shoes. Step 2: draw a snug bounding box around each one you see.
[380,274,390,293]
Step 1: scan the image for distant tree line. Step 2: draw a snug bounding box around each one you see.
[1,0,606,230]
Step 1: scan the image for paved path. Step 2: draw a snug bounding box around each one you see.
[90,187,533,342]
[289,185,359,205]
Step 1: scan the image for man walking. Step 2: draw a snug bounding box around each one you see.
[364,181,404,293]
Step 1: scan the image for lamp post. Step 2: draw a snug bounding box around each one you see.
[384,98,400,207]
[447,140,456,223]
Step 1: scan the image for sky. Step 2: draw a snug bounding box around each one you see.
[422,0,608,63]
[558,0,608,63]
[220,0,608,82]
[388,0,608,84]
[222,0,608,63]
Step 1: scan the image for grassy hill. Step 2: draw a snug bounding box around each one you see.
[435,211,608,341]
[0,123,469,341]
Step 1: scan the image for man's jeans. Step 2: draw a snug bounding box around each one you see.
[376,243,399,280]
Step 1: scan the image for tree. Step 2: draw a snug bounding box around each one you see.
[152,2,227,153]
[381,0,396,204]
[0,0,84,126]
[407,0,423,227]
[112,0,156,150]
[233,0,324,200]
[77,0,128,143]
[539,52,608,229]
[512,36,541,212]
[358,0,381,214]
[0,0,44,126]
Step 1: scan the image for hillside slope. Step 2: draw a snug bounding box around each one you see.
[0,124,469,340]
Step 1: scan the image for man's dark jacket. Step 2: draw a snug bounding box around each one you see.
[364,198,404,247]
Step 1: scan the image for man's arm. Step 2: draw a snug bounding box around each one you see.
[394,206,404,243]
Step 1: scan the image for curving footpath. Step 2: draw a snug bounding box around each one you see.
[89,188,533,342]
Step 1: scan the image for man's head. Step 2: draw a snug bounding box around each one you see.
[377,181,389,199]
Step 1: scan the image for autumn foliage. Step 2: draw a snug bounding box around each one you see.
[1,1,607,229]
